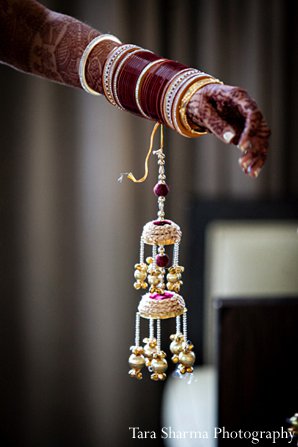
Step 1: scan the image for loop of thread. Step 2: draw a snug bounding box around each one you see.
[120,122,163,183]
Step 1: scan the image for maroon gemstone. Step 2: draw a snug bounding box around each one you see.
[156,254,170,267]
[153,219,171,226]
[153,182,170,197]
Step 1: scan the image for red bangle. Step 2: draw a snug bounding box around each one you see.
[101,42,222,137]
[139,60,188,121]
[138,61,168,119]
[116,50,160,115]
[135,59,166,118]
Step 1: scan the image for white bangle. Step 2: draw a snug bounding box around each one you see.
[79,34,122,96]
[102,44,140,106]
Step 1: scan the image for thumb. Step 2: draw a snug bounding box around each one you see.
[201,109,239,145]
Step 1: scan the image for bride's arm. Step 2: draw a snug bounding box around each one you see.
[0,0,270,177]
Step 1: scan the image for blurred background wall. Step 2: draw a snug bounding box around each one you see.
[1,0,297,446]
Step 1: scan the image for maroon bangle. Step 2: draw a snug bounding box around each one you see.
[139,61,168,119]
[116,50,160,115]
[139,60,188,122]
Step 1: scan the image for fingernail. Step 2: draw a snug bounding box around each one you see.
[223,131,235,143]
[243,140,253,150]
[246,164,261,178]
[240,158,251,170]
[240,164,248,174]
[238,140,253,152]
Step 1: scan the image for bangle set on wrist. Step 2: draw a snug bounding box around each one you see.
[79,34,223,138]
[79,34,122,96]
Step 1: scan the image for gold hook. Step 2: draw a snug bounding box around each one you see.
[119,122,163,183]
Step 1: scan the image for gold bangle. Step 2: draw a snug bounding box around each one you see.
[177,77,223,137]
[79,34,122,96]
[171,74,215,137]
[161,69,198,129]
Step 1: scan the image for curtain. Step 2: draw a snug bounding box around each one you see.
[1,1,297,446]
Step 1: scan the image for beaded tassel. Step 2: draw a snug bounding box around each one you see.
[128,312,146,380]
[129,125,196,381]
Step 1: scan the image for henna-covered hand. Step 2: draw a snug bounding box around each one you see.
[187,84,271,178]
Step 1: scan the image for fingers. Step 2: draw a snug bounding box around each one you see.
[237,110,269,152]
[186,84,271,178]
[239,150,266,178]
[205,86,270,177]
[205,105,269,178]
[200,105,266,179]
[238,116,270,177]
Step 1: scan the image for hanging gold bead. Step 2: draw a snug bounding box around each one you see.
[170,339,184,355]
[173,283,182,292]
[128,346,146,380]
[148,275,160,286]
[134,263,147,271]
[134,270,147,281]
[129,368,143,379]
[151,351,168,373]
[167,273,178,283]
[134,282,142,290]
[178,350,196,367]
[169,333,185,363]
[128,353,146,369]
[151,358,168,373]
[143,337,158,366]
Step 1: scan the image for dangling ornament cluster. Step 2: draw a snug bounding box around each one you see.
[128,130,196,381]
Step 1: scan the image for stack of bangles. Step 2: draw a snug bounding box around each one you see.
[79,34,223,138]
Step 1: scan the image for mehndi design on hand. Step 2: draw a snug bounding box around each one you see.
[187,84,271,177]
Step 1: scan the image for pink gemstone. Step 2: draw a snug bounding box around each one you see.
[153,182,170,197]
[150,292,173,300]
[156,254,169,267]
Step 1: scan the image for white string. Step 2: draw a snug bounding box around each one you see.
[152,245,157,268]
[149,318,154,339]
[173,243,180,266]
[183,311,188,341]
[176,315,181,334]
[157,319,161,351]
[139,237,145,264]
[135,312,140,346]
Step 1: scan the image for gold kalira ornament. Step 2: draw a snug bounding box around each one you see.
[128,344,146,380]
[126,124,196,381]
